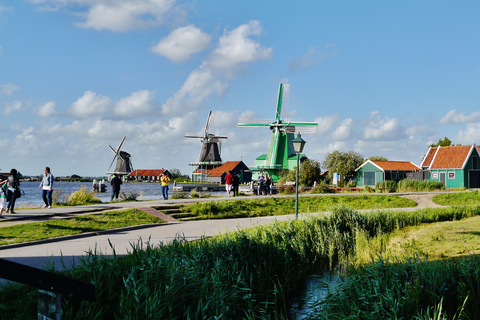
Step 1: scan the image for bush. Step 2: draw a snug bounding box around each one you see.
[375,180,397,193]
[397,179,445,192]
[310,181,334,194]
[66,187,102,205]
[119,191,139,201]
[278,185,295,194]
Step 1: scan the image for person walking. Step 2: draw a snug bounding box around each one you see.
[265,174,273,195]
[110,174,122,201]
[160,172,170,200]
[225,171,234,197]
[39,167,54,209]
[6,168,20,214]
[232,172,239,197]
[0,179,7,217]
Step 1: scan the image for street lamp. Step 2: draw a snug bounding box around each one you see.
[292,133,306,220]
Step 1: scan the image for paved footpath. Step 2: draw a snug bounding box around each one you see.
[0,192,443,287]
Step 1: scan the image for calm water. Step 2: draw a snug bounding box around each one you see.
[15,181,228,208]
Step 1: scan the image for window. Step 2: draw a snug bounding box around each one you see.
[432,172,438,179]
[448,172,455,179]
[473,156,478,169]
[364,172,375,186]
[391,172,397,179]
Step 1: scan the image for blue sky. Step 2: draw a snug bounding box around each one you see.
[1,1,480,177]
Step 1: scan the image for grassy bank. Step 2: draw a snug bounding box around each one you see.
[181,194,416,219]
[3,204,480,319]
[0,209,163,246]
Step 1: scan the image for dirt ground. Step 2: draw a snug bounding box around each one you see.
[400,193,445,209]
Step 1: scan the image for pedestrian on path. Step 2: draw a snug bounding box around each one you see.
[0,179,7,217]
[160,172,170,200]
[39,167,54,209]
[225,171,234,197]
[6,168,20,214]
[232,172,239,197]
[110,174,122,201]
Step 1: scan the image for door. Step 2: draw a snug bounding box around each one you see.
[469,170,480,188]
[439,172,446,186]
[364,171,375,186]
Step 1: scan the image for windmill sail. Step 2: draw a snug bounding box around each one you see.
[185,111,228,163]
[237,83,318,181]
[107,136,134,175]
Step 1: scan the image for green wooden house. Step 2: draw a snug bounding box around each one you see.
[420,144,480,188]
[355,160,421,187]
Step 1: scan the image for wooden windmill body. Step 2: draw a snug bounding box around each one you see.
[185,111,228,182]
[107,136,134,177]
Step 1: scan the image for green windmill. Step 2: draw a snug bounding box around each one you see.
[238,83,318,182]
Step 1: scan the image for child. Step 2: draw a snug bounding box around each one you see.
[0,180,7,217]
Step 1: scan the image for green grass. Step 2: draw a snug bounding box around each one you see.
[182,195,416,219]
[0,209,164,246]
[433,190,480,206]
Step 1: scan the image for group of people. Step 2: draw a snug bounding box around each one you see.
[256,172,273,195]
[224,171,240,197]
[109,171,172,202]
[0,166,54,217]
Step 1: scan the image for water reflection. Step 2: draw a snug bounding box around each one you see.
[289,271,341,319]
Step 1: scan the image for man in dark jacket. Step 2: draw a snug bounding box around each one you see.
[110,174,122,201]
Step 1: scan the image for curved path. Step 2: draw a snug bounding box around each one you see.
[0,192,447,287]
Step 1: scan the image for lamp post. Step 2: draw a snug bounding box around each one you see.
[292,133,306,220]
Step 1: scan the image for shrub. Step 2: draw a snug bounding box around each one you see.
[66,187,102,205]
[119,191,139,201]
[397,179,445,192]
[278,185,295,194]
[310,181,334,194]
[375,180,397,193]
[170,191,189,199]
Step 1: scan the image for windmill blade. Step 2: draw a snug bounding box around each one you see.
[209,136,228,143]
[116,136,126,153]
[185,133,204,139]
[275,83,290,122]
[109,145,117,154]
[108,155,118,171]
[237,118,273,126]
[284,124,318,134]
[204,111,213,136]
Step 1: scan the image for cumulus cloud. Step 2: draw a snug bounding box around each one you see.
[314,114,340,136]
[439,109,480,124]
[1,83,19,96]
[115,90,156,117]
[162,20,272,115]
[288,44,337,74]
[68,91,113,117]
[331,118,353,141]
[361,111,403,141]
[3,100,22,115]
[456,122,480,144]
[32,0,180,32]
[37,101,57,117]
[152,25,211,62]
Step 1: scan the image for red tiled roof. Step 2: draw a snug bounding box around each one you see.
[429,145,473,169]
[127,169,167,177]
[371,161,420,171]
[207,161,241,177]
[421,147,437,168]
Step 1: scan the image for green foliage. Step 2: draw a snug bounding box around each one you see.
[429,137,454,148]
[368,155,388,161]
[397,179,445,192]
[310,181,334,194]
[322,150,365,183]
[375,180,397,193]
[66,187,102,205]
[300,159,322,186]
[119,190,139,201]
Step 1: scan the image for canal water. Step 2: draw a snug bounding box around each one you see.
[15,181,228,208]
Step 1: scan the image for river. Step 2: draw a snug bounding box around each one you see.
[15,181,227,208]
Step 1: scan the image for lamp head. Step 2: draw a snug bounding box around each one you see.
[292,133,306,154]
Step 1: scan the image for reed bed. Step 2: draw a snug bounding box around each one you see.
[2,205,480,319]
[397,179,445,192]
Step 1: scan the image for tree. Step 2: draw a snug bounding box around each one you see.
[299,159,322,186]
[277,159,321,186]
[322,150,364,184]
[368,156,388,161]
[429,137,454,147]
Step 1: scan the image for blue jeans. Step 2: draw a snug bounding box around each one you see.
[42,189,53,206]
[7,190,17,211]
[162,186,168,199]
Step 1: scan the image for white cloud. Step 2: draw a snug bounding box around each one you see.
[162,20,272,115]
[439,109,480,124]
[115,90,156,117]
[314,114,340,136]
[361,111,403,141]
[37,101,57,117]
[1,83,19,96]
[152,25,211,62]
[456,122,480,144]
[331,118,353,141]
[288,44,337,74]
[3,100,22,115]
[68,91,113,117]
